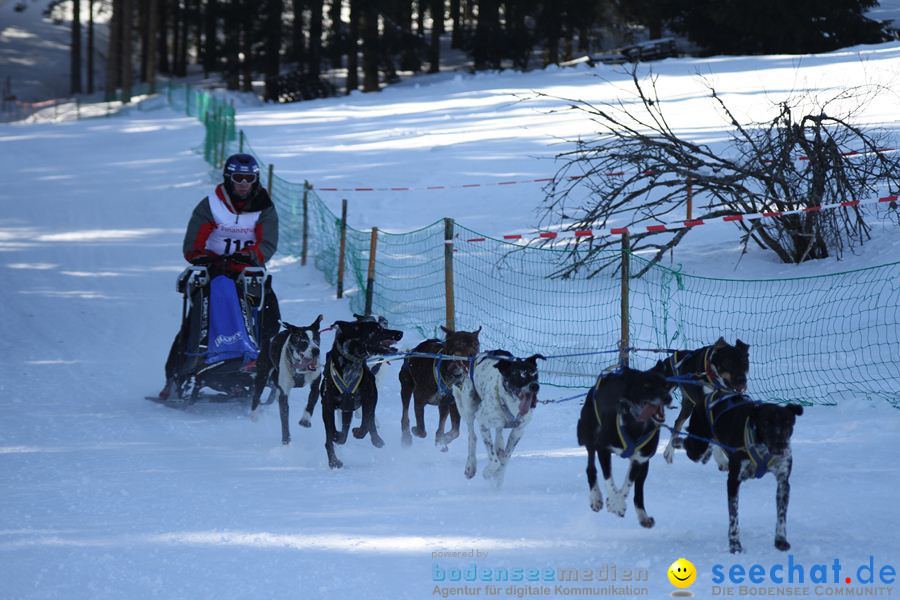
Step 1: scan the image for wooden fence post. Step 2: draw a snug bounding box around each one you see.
[337,199,348,299]
[444,218,456,332]
[301,181,310,266]
[239,129,245,153]
[619,230,631,368]
[365,227,378,316]
[267,163,274,197]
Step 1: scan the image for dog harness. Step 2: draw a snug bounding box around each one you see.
[743,419,776,479]
[432,345,454,403]
[329,342,365,410]
[669,346,730,396]
[590,378,659,459]
[706,390,772,479]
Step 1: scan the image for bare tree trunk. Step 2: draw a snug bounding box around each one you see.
[171,0,182,76]
[542,4,560,65]
[346,0,359,93]
[71,0,82,94]
[308,0,323,77]
[264,0,284,101]
[105,0,121,100]
[203,0,217,76]
[146,0,159,92]
[121,0,133,102]
[158,0,170,74]
[240,16,252,92]
[415,0,424,35]
[139,0,148,82]
[449,0,460,48]
[194,0,203,65]
[178,0,190,76]
[329,0,343,69]
[87,0,95,93]
[224,2,239,89]
[361,0,378,91]
[473,0,499,69]
[428,0,440,73]
[292,0,306,67]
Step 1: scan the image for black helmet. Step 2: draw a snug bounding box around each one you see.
[223,153,261,198]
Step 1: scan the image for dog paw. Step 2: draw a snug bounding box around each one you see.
[663,444,675,464]
[352,426,366,439]
[329,457,343,469]
[636,509,655,528]
[729,540,743,554]
[412,426,427,439]
[483,461,500,480]
[775,538,791,551]
[465,462,476,479]
[401,431,413,447]
[606,495,627,517]
[590,487,603,512]
[249,410,259,423]
[443,429,460,444]
[298,411,312,428]
[281,437,291,446]
[370,434,385,448]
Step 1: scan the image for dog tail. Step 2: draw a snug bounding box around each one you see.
[576,389,592,447]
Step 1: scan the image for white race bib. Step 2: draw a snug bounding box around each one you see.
[205,189,261,255]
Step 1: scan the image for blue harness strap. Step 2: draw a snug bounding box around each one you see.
[744,419,775,479]
[706,391,772,479]
[616,414,659,459]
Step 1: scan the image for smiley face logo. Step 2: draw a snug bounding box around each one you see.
[668,558,697,588]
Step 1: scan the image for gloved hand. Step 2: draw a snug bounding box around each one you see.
[230,250,258,266]
[189,252,220,267]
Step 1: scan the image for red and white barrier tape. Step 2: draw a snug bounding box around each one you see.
[315,149,896,194]
[317,176,557,192]
[448,194,898,244]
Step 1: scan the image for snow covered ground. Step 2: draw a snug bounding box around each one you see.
[1,37,900,600]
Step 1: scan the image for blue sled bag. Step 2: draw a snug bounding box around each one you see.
[205,275,259,365]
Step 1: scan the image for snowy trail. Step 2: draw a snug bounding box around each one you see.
[1,107,898,598]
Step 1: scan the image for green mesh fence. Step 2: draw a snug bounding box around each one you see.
[163,83,900,407]
[632,257,900,406]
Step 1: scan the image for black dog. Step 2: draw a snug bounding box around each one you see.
[320,318,403,469]
[399,326,481,451]
[656,338,749,463]
[577,366,672,528]
[683,390,803,553]
[250,315,323,445]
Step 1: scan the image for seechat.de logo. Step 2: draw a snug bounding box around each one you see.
[668,558,697,597]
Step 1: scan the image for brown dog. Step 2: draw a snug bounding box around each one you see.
[399,326,481,451]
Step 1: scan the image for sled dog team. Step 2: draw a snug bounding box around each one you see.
[252,314,803,554]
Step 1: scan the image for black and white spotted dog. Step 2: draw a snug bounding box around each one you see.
[655,338,750,464]
[684,390,803,553]
[577,366,672,528]
[251,315,324,444]
[454,350,544,487]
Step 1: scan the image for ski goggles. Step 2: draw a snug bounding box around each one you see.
[230,173,258,184]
